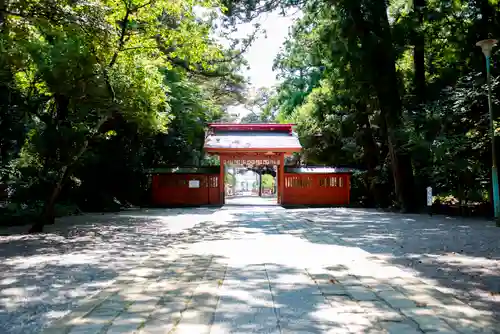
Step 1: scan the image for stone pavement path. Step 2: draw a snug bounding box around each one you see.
[2,205,500,333]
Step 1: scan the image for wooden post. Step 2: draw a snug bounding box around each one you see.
[219,155,225,205]
[258,172,262,197]
[279,153,285,204]
[346,174,351,206]
[232,166,236,193]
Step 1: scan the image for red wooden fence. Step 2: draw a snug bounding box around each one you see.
[283,173,351,205]
[152,171,350,206]
[151,174,220,206]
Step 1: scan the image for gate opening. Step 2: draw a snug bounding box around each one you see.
[224,161,278,206]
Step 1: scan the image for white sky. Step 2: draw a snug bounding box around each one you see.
[225,11,299,119]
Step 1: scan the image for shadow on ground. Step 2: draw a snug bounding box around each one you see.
[1,205,500,333]
[0,207,218,334]
[75,256,393,333]
[224,207,500,319]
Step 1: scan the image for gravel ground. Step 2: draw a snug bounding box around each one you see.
[0,208,217,334]
[1,206,499,333]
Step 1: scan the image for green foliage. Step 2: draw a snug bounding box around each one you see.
[258,0,500,212]
[4,0,500,221]
[0,0,248,226]
[0,201,81,227]
[261,174,274,189]
[225,172,236,186]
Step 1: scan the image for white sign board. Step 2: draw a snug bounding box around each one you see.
[188,180,200,188]
[426,186,433,206]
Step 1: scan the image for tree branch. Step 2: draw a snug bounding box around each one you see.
[166,55,230,77]
[89,45,117,103]
[134,0,154,11]
[206,28,259,65]
[108,0,131,68]
[154,36,230,77]
[121,46,159,52]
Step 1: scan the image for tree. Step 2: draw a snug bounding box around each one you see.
[261,174,274,189]
[3,0,500,223]
[0,0,248,231]
[238,0,500,214]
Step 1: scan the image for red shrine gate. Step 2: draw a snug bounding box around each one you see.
[150,123,352,206]
[204,123,300,204]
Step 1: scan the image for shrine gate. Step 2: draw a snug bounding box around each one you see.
[150,123,352,206]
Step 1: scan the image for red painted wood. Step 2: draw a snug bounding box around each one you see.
[152,168,351,207]
[282,173,351,205]
[218,153,282,165]
[151,174,220,206]
[278,154,285,204]
[220,156,225,205]
[208,123,294,133]
[208,175,220,205]
[219,152,281,158]
[205,148,299,154]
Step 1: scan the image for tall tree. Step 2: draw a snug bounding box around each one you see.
[413,0,427,105]
[1,0,247,231]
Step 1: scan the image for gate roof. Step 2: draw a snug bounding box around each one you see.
[204,123,302,153]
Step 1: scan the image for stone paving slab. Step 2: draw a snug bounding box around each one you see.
[265,267,350,333]
[172,264,228,334]
[211,265,279,333]
[110,257,219,334]
[36,206,500,334]
[275,210,500,333]
[43,253,216,334]
[41,249,182,334]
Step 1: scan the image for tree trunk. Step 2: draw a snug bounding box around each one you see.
[258,173,262,197]
[457,178,464,216]
[0,0,7,29]
[376,114,393,207]
[412,0,430,209]
[378,12,417,212]
[355,103,380,207]
[28,115,110,233]
[348,1,417,212]
[477,0,494,41]
[385,120,416,212]
[413,0,426,105]
[28,166,69,233]
[232,167,236,191]
[54,94,70,123]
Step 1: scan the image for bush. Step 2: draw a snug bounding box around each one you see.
[349,171,367,206]
[0,201,81,227]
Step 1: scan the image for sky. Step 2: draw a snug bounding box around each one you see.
[225,11,299,119]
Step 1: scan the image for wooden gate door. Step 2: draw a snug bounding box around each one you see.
[208,175,220,205]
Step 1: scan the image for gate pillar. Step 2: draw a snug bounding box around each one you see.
[219,155,225,205]
[278,153,285,204]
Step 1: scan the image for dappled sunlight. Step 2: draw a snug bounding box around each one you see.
[212,206,500,330]
[0,209,217,334]
[185,231,374,269]
[209,263,347,333]
[278,207,500,319]
[1,205,500,333]
[224,196,278,207]
[430,252,499,270]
